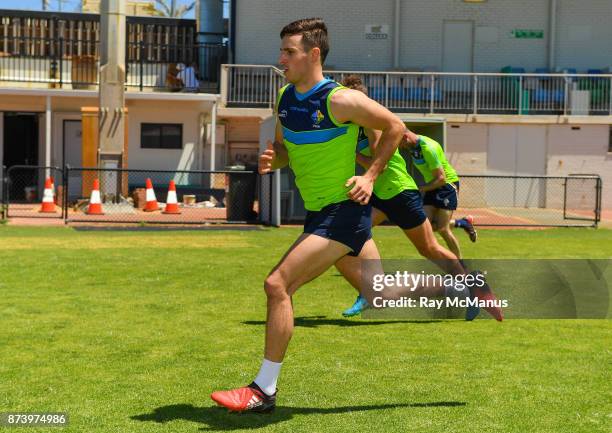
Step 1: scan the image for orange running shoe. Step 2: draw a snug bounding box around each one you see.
[211,382,276,413]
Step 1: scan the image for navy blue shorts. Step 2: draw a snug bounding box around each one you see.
[303,200,372,256]
[423,182,459,210]
[370,190,427,230]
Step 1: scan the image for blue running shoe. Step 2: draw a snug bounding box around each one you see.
[342,295,370,317]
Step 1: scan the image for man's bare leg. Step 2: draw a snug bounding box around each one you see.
[435,209,462,259]
[336,239,453,302]
[404,218,464,275]
[264,234,352,361]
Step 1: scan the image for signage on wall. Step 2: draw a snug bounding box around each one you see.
[365,24,389,40]
[510,29,544,39]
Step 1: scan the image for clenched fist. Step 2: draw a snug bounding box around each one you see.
[259,141,276,174]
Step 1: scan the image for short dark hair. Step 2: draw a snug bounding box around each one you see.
[280,18,329,64]
[341,75,368,95]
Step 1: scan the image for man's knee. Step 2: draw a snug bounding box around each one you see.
[264,274,289,301]
[417,240,439,258]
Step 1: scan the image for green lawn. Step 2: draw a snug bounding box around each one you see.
[0,226,610,433]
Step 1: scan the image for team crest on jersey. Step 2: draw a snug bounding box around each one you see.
[278,109,287,118]
[311,109,325,126]
[410,146,423,160]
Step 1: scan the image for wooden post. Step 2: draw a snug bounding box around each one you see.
[81,106,129,198]
[81,107,98,198]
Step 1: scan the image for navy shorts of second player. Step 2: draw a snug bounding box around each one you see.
[423,182,460,210]
[370,189,427,230]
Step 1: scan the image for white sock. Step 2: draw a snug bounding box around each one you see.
[253,359,282,396]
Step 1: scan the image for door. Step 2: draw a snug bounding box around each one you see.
[3,113,39,167]
[3,113,39,200]
[487,125,546,207]
[63,119,82,200]
[442,21,473,72]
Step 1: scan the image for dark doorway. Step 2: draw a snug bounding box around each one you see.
[3,113,39,167]
[3,113,40,201]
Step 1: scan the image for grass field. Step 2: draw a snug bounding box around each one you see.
[0,226,611,433]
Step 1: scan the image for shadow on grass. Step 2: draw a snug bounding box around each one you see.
[132,401,466,431]
[242,315,443,328]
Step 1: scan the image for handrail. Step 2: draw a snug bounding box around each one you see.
[221,64,612,116]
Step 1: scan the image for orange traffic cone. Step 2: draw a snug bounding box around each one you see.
[144,178,159,212]
[50,176,57,204]
[162,180,181,214]
[39,177,56,213]
[87,179,104,215]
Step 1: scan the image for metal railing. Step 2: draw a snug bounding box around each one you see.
[221,64,287,108]
[221,65,612,116]
[0,35,227,93]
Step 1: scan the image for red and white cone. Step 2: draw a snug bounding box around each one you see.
[50,176,57,204]
[162,180,181,214]
[87,179,104,215]
[144,178,160,212]
[39,177,56,213]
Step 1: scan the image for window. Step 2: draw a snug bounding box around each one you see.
[141,123,182,149]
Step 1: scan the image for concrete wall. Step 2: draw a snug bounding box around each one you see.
[447,122,611,209]
[126,100,207,172]
[546,124,611,210]
[235,0,394,70]
[556,0,612,70]
[235,0,612,72]
[399,0,548,72]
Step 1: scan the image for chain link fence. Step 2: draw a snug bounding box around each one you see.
[0,167,600,227]
[456,175,601,227]
[5,166,65,219]
[63,167,263,224]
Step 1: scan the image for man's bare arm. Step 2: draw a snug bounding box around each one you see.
[420,167,446,192]
[355,128,382,169]
[331,89,405,203]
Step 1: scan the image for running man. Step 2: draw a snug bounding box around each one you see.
[402,131,476,260]
[210,18,499,414]
[338,76,490,319]
[210,17,404,414]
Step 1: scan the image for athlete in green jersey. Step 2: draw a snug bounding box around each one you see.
[210,18,498,414]
[337,75,480,318]
[405,132,477,259]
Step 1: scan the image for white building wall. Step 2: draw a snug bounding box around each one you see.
[446,123,488,174]
[235,0,394,70]
[555,0,612,70]
[546,124,611,210]
[399,0,549,72]
[235,0,611,73]
[126,100,208,172]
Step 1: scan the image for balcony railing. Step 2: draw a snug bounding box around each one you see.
[221,65,612,116]
[0,35,227,93]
